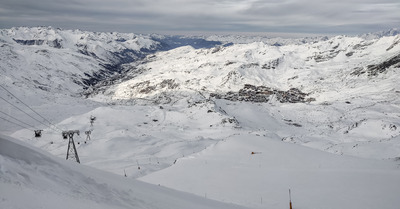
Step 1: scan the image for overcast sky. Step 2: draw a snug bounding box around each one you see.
[0,0,399,35]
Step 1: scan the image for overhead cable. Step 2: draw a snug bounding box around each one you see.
[0,115,34,131]
[0,84,62,131]
[0,109,37,129]
[0,95,58,132]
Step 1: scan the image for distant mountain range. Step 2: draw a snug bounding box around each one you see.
[1,26,398,97]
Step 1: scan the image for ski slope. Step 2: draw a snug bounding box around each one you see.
[140,133,400,209]
[0,134,248,209]
[9,98,400,209]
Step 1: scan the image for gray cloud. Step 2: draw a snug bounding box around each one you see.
[0,0,399,35]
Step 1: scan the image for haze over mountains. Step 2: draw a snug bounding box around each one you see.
[1,26,400,209]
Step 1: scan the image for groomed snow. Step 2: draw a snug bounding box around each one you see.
[0,134,249,209]
[140,133,400,209]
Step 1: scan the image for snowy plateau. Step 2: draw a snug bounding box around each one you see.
[1,26,400,209]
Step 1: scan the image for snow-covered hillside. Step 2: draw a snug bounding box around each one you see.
[104,34,400,100]
[0,26,163,94]
[1,27,400,209]
[0,134,248,209]
[141,133,400,209]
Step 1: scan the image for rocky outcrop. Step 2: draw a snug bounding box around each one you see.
[13,39,63,48]
[312,45,342,62]
[351,53,400,76]
[261,58,280,69]
[132,79,179,94]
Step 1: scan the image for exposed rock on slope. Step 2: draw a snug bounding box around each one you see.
[351,53,400,76]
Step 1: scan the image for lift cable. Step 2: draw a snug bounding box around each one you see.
[0,95,58,132]
[0,115,35,131]
[0,84,62,132]
[0,109,37,130]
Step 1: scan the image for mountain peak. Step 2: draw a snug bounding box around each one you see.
[360,28,400,39]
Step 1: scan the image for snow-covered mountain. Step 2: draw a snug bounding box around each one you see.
[360,28,400,40]
[88,31,400,162]
[0,26,163,93]
[1,27,400,209]
[102,34,400,101]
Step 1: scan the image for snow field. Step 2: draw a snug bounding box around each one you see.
[12,100,239,178]
[140,134,400,209]
[0,134,249,209]
[10,96,400,208]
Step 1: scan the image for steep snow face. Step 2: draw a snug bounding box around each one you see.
[0,27,163,95]
[0,38,100,94]
[0,134,248,209]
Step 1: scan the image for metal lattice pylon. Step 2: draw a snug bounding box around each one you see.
[63,130,80,163]
[85,130,91,141]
